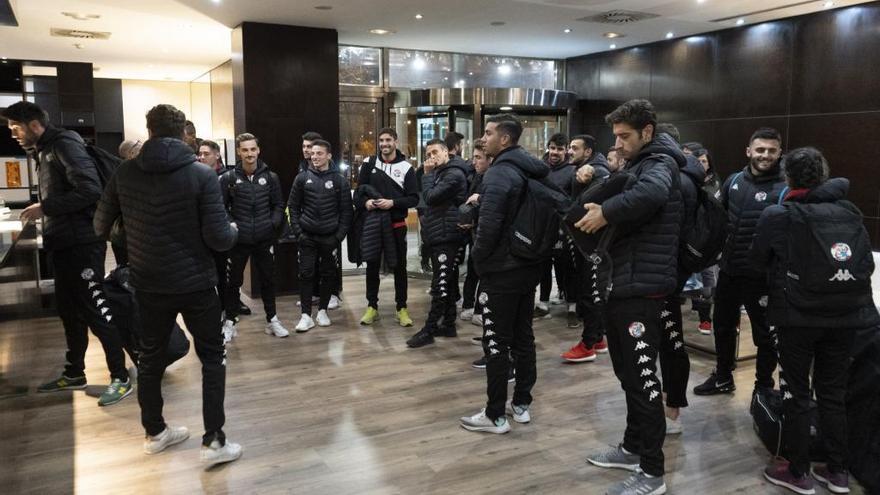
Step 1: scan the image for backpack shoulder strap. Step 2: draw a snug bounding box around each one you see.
[777,186,790,205]
[727,171,744,195]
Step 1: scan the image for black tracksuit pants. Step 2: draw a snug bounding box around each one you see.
[311,241,342,298]
[461,245,482,314]
[225,240,276,322]
[604,297,666,477]
[538,237,580,304]
[51,242,129,382]
[712,271,777,388]
[578,255,605,346]
[213,251,229,314]
[481,268,542,421]
[136,289,227,446]
[777,326,854,477]
[424,243,460,332]
[659,295,689,408]
[366,225,408,310]
[298,238,337,315]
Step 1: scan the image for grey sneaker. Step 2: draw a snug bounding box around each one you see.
[586,444,640,471]
[459,409,511,434]
[607,471,667,495]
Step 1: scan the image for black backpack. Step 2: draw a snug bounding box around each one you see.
[782,199,874,317]
[88,144,123,188]
[508,171,569,262]
[750,387,826,461]
[679,183,728,273]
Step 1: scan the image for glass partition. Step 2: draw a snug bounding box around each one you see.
[339,46,382,86]
[388,49,557,90]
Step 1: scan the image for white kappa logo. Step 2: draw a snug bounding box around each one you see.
[80,268,95,280]
[755,191,767,202]
[325,180,334,189]
[829,269,856,282]
[258,177,267,186]
[628,322,646,338]
[830,243,852,262]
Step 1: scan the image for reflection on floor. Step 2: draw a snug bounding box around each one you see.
[0,275,868,494]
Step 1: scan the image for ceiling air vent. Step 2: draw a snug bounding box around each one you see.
[577,10,659,24]
[50,28,111,40]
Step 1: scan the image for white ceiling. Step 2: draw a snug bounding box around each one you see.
[0,0,871,82]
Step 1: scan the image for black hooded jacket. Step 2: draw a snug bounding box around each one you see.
[750,178,880,329]
[33,126,103,250]
[718,162,787,278]
[420,157,469,247]
[219,161,284,245]
[472,146,549,276]
[94,137,237,294]
[547,160,576,197]
[601,133,683,299]
[287,165,353,242]
[571,152,612,199]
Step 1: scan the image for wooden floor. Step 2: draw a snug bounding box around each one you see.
[0,275,867,495]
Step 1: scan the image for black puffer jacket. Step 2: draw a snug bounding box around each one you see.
[420,158,469,247]
[354,185,397,266]
[288,166,353,242]
[602,133,683,299]
[679,154,706,236]
[750,178,880,329]
[94,138,237,294]
[718,163,786,278]
[472,146,549,276]
[33,126,103,250]
[299,158,339,174]
[357,150,419,223]
[572,152,612,198]
[547,161,576,197]
[219,161,284,245]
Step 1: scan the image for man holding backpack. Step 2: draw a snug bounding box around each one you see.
[3,101,131,407]
[459,114,551,434]
[751,148,879,494]
[577,99,681,495]
[693,128,787,397]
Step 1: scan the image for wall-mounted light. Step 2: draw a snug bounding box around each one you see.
[736,18,745,25]
[500,106,513,111]
[369,28,394,35]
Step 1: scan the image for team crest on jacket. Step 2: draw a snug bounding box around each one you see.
[478,292,488,305]
[628,322,646,338]
[80,268,95,280]
[831,243,852,262]
[754,191,767,202]
[258,177,267,186]
[325,180,334,189]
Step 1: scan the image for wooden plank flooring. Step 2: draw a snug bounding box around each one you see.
[0,275,867,494]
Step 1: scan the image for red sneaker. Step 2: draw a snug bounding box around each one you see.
[593,337,608,354]
[698,321,712,335]
[562,341,597,363]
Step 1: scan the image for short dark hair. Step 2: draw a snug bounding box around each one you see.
[200,139,220,152]
[571,134,597,151]
[750,127,782,145]
[146,104,187,138]
[682,141,704,153]
[782,147,828,189]
[656,123,680,143]
[547,133,568,148]
[605,99,657,132]
[302,131,322,142]
[444,131,464,151]
[426,138,447,149]
[378,127,398,140]
[310,139,331,152]
[473,141,485,153]
[1,101,50,127]
[486,113,523,144]
[184,120,196,136]
[235,132,258,148]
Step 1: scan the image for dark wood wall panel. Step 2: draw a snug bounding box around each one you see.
[565,4,880,247]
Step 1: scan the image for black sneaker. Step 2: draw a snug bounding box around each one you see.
[238,301,251,315]
[693,371,736,396]
[435,326,457,338]
[533,306,550,319]
[567,311,580,328]
[472,356,487,369]
[406,328,435,348]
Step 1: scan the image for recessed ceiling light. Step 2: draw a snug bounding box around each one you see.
[823,1,834,7]
[563,28,572,33]
[697,0,706,3]
[497,64,512,75]
[665,32,675,39]
[412,58,426,70]
[369,79,376,83]
[443,76,448,81]
[468,71,473,75]
[61,12,100,20]
[415,14,423,19]
[164,76,174,80]
[369,28,394,35]
[609,43,617,49]
[500,106,513,111]
[736,18,745,25]
[314,5,332,10]
[211,0,221,4]
[603,32,623,39]
[490,21,506,26]
[457,80,465,86]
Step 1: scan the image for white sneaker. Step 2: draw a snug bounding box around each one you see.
[222,320,237,343]
[471,314,483,326]
[264,316,290,338]
[316,309,331,327]
[537,301,550,312]
[328,295,341,310]
[506,401,531,424]
[144,425,190,455]
[460,409,511,434]
[666,417,683,435]
[295,314,315,333]
[200,439,242,466]
[460,308,474,321]
[456,297,464,308]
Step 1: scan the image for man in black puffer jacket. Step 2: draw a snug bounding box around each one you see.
[407,139,469,348]
[288,139,352,332]
[578,100,680,495]
[219,133,287,341]
[459,114,547,435]
[693,127,786,397]
[94,104,241,465]
[3,101,130,406]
